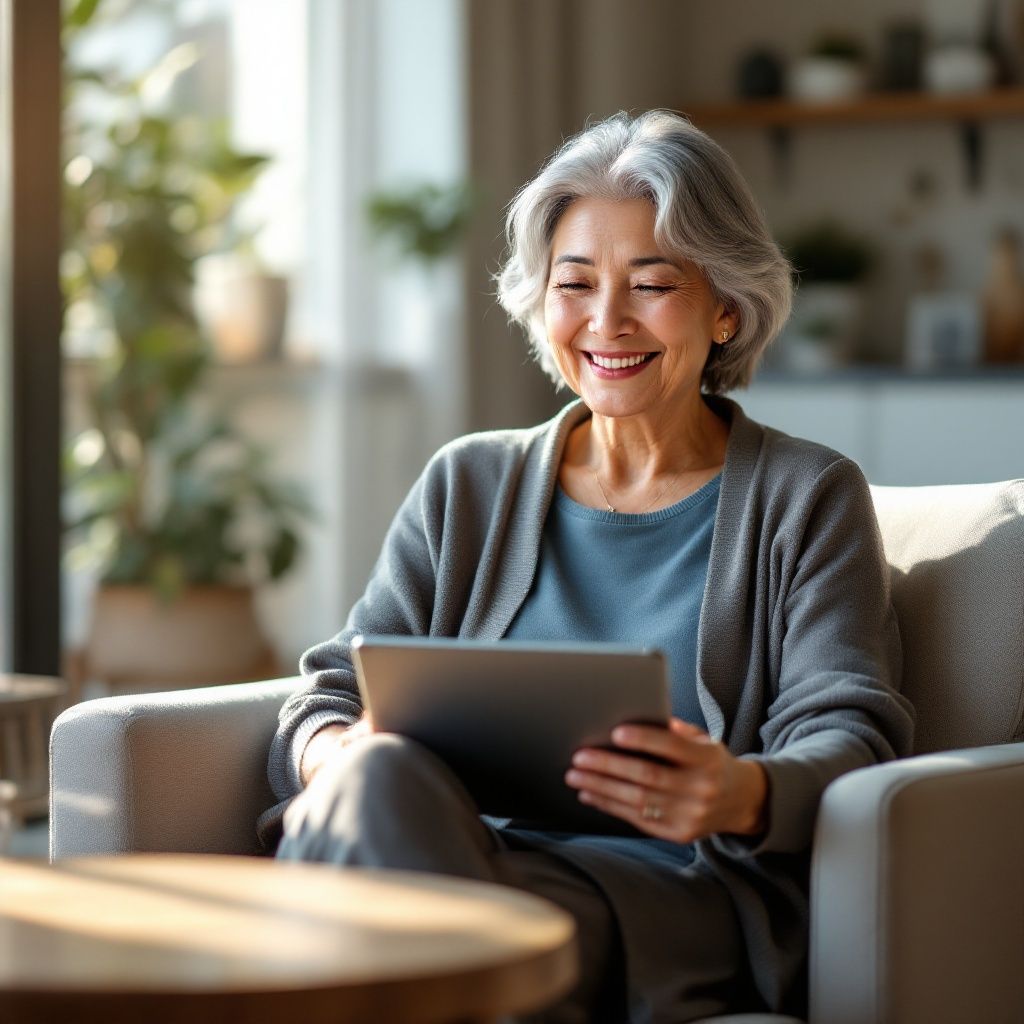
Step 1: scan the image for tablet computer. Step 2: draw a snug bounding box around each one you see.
[351,634,671,835]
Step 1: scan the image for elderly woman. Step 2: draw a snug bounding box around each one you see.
[261,110,914,1022]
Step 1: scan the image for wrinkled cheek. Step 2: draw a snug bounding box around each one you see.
[547,335,581,392]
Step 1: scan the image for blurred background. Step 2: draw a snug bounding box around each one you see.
[1,0,1023,838]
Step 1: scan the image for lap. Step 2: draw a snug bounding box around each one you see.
[499,829,753,1021]
[281,734,754,1021]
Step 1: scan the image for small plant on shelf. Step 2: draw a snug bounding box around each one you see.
[776,219,876,368]
[783,219,875,286]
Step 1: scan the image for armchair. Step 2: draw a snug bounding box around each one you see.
[50,480,1024,1024]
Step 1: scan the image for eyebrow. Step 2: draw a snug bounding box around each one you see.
[553,254,682,269]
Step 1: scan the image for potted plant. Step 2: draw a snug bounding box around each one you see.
[63,3,312,689]
[365,182,475,439]
[366,181,476,265]
[778,220,875,370]
[790,34,869,103]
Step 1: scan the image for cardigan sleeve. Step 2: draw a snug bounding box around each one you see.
[712,457,915,857]
[265,466,440,803]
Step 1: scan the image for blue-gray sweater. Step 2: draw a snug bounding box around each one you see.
[263,395,915,1012]
[506,476,721,728]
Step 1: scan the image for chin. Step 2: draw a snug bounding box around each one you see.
[580,389,653,419]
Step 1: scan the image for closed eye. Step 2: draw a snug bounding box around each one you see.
[553,282,590,291]
[634,284,674,293]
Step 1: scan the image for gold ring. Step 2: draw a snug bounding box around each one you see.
[642,801,663,822]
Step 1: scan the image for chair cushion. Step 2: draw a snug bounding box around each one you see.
[870,480,1024,754]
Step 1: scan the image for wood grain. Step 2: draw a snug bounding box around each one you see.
[0,854,578,1023]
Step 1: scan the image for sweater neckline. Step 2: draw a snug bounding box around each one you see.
[553,472,722,524]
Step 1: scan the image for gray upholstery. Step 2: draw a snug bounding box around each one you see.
[49,678,301,857]
[871,481,1024,753]
[49,481,1024,1023]
[811,744,1024,1024]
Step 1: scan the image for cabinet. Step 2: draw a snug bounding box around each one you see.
[739,371,1024,485]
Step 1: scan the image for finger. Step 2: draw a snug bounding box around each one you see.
[577,788,675,838]
[570,749,678,790]
[611,720,713,765]
[669,718,705,738]
[579,788,708,844]
[565,766,662,809]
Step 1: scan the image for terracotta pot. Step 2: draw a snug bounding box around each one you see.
[86,584,280,691]
[193,254,289,364]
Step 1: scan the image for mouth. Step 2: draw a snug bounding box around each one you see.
[583,350,659,378]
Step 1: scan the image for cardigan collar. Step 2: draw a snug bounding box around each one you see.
[472,394,765,741]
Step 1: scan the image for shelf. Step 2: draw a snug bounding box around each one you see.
[682,87,1024,190]
[683,87,1024,129]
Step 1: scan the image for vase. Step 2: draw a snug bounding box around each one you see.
[85,584,280,692]
[778,283,864,371]
[194,254,290,364]
[923,45,995,94]
[788,57,867,103]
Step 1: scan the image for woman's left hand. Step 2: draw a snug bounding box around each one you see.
[564,718,769,843]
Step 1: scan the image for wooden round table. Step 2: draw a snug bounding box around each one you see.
[0,854,578,1024]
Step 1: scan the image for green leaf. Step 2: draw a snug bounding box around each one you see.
[62,32,315,598]
[65,0,103,30]
[267,528,299,580]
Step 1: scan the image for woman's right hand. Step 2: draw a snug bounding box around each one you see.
[299,715,375,787]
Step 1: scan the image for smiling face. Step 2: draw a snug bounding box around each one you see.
[544,196,733,421]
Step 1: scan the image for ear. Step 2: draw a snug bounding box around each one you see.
[713,307,738,346]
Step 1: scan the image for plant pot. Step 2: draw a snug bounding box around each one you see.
[923,45,995,95]
[778,283,864,370]
[194,254,290,363]
[85,584,280,691]
[789,57,867,103]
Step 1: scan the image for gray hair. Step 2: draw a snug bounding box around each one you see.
[495,110,792,394]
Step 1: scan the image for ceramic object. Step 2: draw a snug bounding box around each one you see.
[905,293,982,369]
[779,283,864,369]
[86,584,279,690]
[194,254,290,363]
[923,45,995,93]
[983,229,1024,361]
[738,49,784,98]
[881,22,926,90]
[789,57,867,103]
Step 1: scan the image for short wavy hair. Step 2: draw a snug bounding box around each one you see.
[495,110,793,394]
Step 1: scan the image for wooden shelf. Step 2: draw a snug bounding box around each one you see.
[682,88,1024,190]
[683,87,1024,129]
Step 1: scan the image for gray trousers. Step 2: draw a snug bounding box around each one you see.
[278,733,622,1021]
[278,734,747,1022]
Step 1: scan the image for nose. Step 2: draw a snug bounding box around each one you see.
[587,288,637,340]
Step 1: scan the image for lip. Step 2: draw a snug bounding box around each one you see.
[581,349,659,380]
[583,350,657,359]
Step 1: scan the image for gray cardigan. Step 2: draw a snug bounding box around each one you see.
[264,395,915,1012]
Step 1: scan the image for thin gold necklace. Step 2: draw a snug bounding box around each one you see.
[592,468,679,514]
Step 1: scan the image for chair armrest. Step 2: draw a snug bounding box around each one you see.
[809,742,1024,1024]
[49,678,301,859]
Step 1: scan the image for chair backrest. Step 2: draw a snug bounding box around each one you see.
[870,480,1024,755]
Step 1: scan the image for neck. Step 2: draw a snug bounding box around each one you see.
[586,392,728,488]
